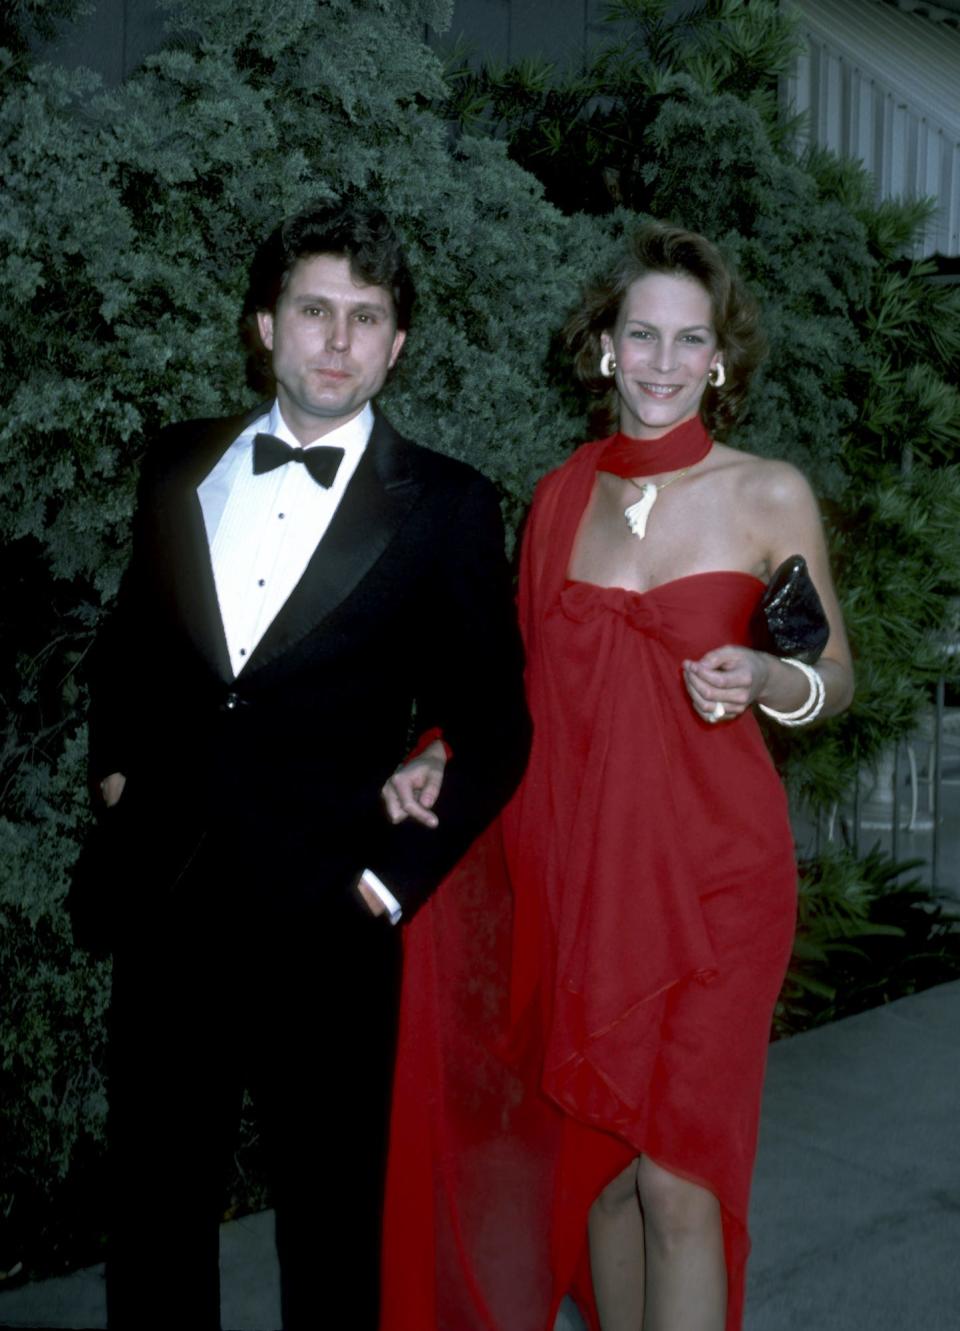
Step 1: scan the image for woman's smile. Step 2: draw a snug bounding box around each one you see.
[635,381,683,398]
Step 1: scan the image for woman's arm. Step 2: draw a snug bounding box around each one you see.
[683,462,854,723]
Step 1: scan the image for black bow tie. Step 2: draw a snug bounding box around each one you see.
[252,433,345,488]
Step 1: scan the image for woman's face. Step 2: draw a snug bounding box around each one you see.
[600,271,722,439]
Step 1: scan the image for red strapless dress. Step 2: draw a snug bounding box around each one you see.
[382,439,797,1331]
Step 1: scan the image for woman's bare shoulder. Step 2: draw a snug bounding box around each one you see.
[711,445,815,512]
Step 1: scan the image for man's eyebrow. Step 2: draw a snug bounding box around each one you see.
[296,292,390,313]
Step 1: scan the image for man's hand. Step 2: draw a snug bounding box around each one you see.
[380,740,446,828]
[99,772,127,807]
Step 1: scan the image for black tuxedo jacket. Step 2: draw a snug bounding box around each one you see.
[78,406,531,943]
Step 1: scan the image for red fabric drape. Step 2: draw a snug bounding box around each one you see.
[382,437,796,1331]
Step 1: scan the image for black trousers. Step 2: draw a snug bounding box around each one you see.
[105,846,401,1331]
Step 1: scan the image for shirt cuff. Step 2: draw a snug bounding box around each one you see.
[360,868,402,925]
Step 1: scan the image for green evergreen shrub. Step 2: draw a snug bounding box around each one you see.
[0,0,86,65]
[775,847,960,1037]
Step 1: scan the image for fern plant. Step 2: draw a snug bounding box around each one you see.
[775,847,960,1037]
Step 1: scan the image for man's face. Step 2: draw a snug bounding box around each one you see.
[257,253,406,443]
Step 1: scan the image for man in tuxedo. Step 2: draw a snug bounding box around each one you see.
[79,201,531,1329]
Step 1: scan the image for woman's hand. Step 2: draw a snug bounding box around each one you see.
[381,739,447,828]
[682,646,770,723]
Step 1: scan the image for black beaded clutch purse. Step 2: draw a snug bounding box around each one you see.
[750,555,829,664]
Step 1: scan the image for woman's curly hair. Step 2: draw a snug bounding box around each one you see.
[564,222,766,440]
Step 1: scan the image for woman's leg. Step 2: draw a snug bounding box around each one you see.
[588,1155,727,1331]
[636,1156,726,1331]
[588,1158,645,1331]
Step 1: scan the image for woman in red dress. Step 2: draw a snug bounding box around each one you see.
[381,224,854,1331]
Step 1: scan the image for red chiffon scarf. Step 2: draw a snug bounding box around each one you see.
[596,415,712,478]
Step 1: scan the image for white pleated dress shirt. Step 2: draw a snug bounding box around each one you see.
[197,400,401,922]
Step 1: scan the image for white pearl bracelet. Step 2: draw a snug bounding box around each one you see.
[758,657,825,727]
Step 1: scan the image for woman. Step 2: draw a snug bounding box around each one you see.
[382,223,853,1331]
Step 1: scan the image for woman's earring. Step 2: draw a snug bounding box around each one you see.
[708,360,726,388]
[600,351,617,378]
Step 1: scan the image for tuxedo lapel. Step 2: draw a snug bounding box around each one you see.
[243,413,424,675]
[150,408,264,683]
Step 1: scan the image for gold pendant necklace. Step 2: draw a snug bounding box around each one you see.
[623,467,692,539]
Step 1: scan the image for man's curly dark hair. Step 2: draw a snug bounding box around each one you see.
[241,198,415,393]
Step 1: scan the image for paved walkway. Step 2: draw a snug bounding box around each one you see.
[1,981,958,1330]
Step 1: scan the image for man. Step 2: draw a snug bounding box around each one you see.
[74,201,531,1329]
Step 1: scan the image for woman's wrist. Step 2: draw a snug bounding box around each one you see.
[756,653,811,712]
[750,649,773,706]
[758,658,825,727]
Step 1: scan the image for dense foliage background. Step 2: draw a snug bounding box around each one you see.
[2,0,958,1280]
